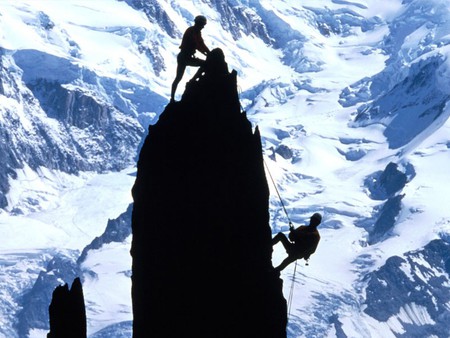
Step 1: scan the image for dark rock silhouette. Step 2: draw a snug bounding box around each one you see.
[131,48,287,337]
[18,253,79,336]
[47,277,86,338]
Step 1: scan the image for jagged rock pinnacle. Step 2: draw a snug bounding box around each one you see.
[131,49,287,338]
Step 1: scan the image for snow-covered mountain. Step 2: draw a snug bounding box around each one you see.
[1,0,450,337]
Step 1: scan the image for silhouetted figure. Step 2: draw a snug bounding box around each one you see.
[171,15,210,102]
[272,213,322,272]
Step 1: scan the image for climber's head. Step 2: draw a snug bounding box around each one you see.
[310,213,322,227]
[194,15,207,28]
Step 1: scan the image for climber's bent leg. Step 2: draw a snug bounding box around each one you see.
[274,255,296,272]
[272,233,292,253]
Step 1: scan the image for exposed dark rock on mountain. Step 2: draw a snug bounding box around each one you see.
[365,162,414,201]
[131,50,287,337]
[47,277,86,338]
[368,194,404,245]
[77,203,133,264]
[210,0,272,44]
[364,239,450,336]
[121,0,176,76]
[0,48,154,209]
[360,162,415,244]
[122,0,178,39]
[353,56,450,149]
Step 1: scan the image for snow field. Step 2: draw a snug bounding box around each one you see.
[81,238,132,335]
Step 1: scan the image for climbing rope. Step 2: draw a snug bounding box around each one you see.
[239,84,306,321]
[263,159,300,320]
[287,260,298,319]
[263,159,293,228]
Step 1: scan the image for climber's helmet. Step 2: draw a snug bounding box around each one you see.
[310,213,322,226]
[194,15,207,26]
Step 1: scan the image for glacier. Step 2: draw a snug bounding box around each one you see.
[1,0,450,337]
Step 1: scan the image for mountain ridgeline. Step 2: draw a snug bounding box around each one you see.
[130,50,287,337]
[0,47,165,211]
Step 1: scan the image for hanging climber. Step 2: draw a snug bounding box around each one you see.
[272,213,322,272]
[170,15,210,102]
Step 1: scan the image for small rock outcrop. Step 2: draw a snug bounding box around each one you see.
[131,49,287,337]
[47,277,86,338]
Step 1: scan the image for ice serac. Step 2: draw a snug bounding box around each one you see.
[131,51,287,337]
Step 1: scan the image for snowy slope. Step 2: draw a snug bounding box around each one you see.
[1,0,450,337]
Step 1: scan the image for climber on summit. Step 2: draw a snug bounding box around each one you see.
[170,15,210,102]
[272,213,322,272]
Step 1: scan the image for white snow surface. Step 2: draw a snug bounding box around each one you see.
[1,0,450,337]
